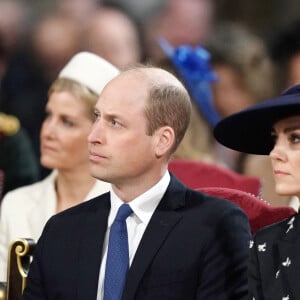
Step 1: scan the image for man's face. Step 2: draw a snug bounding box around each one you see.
[88,73,160,187]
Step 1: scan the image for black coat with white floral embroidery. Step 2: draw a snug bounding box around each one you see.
[249,212,299,300]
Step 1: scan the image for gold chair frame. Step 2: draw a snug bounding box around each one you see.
[6,238,36,300]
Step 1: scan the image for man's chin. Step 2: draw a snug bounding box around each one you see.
[90,170,109,183]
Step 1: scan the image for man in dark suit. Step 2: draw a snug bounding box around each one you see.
[23,65,250,300]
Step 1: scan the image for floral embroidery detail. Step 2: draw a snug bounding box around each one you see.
[286,216,295,233]
[258,242,266,252]
[282,257,291,267]
[249,240,254,248]
[275,270,280,278]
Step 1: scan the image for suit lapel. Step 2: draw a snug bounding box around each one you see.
[122,175,187,300]
[76,194,110,300]
[277,214,300,299]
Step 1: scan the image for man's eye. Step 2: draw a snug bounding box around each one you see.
[112,120,120,127]
[93,111,100,122]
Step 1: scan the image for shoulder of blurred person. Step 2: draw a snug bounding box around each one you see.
[0,112,39,198]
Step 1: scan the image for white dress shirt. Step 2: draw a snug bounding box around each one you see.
[97,171,171,300]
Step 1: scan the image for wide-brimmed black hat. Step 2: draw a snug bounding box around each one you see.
[213,84,300,155]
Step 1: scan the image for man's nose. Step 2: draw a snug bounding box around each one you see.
[88,120,105,144]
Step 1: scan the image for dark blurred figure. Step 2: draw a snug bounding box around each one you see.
[207,22,275,170]
[0,9,40,196]
[269,19,300,93]
[0,0,28,57]
[143,0,215,62]
[0,13,82,178]
[56,0,100,27]
[0,0,28,83]
[206,23,297,208]
[0,112,39,198]
[83,5,143,68]
[208,22,275,118]
[103,0,163,23]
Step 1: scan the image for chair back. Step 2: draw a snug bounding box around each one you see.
[0,283,6,300]
[198,186,296,234]
[169,159,261,196]
[6,238,36,300]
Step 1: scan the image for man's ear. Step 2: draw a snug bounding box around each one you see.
[154,126,175,157]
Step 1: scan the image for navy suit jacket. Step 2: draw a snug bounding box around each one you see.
[23,175,250,300]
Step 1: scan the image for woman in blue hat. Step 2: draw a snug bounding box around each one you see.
[214,84,300,299]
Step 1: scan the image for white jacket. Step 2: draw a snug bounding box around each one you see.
[0,170,110,281]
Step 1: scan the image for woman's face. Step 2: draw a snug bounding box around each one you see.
[212,64,254,117]
[270,115,300,198]
[40,91,93,171]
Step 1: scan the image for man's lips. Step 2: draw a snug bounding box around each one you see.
[89,151,107,161]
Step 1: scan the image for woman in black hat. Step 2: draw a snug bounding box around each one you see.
[214,84,300,299]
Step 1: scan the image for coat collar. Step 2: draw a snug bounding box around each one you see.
[75,174,188,300]
[76,193,111,300]
[122,174,187,300]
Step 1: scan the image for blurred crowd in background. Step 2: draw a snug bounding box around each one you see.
[1,0,300,208]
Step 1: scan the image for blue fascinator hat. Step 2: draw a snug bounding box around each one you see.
[158,37,220,126]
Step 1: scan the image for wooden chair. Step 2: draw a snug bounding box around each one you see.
[0,283,6,300]
[6,238,36,300]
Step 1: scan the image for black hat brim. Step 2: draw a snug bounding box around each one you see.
[213,93,300,155]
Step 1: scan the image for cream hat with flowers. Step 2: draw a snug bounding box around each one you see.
[58,52,120,95]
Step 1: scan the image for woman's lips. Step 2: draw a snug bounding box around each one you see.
[274,170,289,176]
[41,144,57,152]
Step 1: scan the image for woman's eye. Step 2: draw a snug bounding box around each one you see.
[290,133,300,143]
[62,118,74,127]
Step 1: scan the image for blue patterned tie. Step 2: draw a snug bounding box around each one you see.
[104,204,133,300]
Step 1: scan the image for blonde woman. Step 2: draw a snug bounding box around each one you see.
[0,52,119,281]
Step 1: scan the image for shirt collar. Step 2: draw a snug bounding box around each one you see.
[109,171,171,226]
